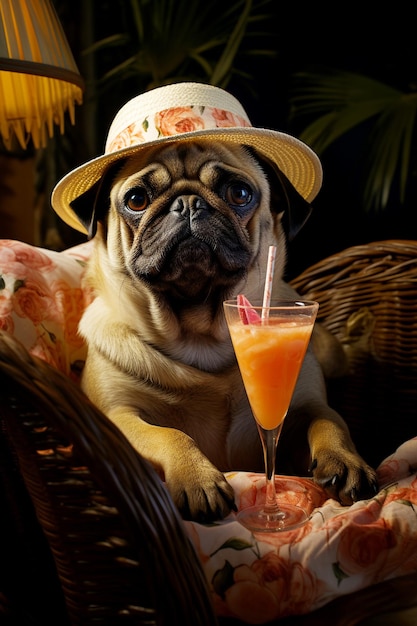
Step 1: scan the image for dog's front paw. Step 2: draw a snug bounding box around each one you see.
[165,450,236,523]
[310,450,379,505]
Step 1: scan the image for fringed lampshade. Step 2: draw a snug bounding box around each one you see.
[0,0,84,150]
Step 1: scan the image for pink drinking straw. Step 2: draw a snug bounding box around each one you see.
[262,245,276,320]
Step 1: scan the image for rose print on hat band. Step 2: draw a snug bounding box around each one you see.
[106,106,252,153]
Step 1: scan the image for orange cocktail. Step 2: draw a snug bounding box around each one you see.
[223,298,318,532]
[228,319,313,429]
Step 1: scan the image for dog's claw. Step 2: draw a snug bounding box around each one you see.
[309,459,318,472]
[310,451,379,506]
[323,474,339,489]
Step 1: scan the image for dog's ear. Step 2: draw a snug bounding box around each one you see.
[69,179,103,239]
[69,161,125,239]
[247,149,313,241]
[268,166,313,241]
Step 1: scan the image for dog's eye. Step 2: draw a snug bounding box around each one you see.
[225,182,253,208]
[125,188,149,212]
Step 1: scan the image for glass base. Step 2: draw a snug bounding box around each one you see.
[237,502,309,533]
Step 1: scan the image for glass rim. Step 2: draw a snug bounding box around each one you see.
[223,298,319,309]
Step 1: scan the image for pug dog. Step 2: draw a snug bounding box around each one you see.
[68,139,378,522]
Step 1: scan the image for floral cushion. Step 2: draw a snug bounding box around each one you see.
[1,238,417,624]
[187,446,417,622]
[0,239,93,382]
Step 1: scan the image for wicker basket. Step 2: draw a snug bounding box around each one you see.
[290,240,417,467]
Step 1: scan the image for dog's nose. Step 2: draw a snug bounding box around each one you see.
[171,195,208,220]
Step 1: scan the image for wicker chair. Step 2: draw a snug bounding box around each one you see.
[290,239,417,468]
[0,329,218,626]
[1,239,417,626]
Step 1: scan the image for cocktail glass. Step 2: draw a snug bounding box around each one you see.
[223,298,319,532]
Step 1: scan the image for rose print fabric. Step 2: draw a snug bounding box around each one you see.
[1,239,417,624]
[0,239,93,382]
[106,105,251,153]
[186,443,417,622]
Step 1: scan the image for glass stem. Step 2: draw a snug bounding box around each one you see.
[258,423,283,514]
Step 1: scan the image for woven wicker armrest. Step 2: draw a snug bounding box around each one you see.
[290,239,417,467]
[0,330,218,626]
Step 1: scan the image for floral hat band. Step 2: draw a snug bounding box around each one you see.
[51,82,322,235]
[106,105,252,154]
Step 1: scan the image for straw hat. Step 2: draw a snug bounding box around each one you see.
[51,82,322,234]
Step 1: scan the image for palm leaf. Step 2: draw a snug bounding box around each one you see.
[84,0,276,91]
[365,95,417,208]
[210,0,253,86]
[82,33,130,55]
[290,69,417,211]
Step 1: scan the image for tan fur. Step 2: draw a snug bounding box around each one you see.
[78,141,377,521]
